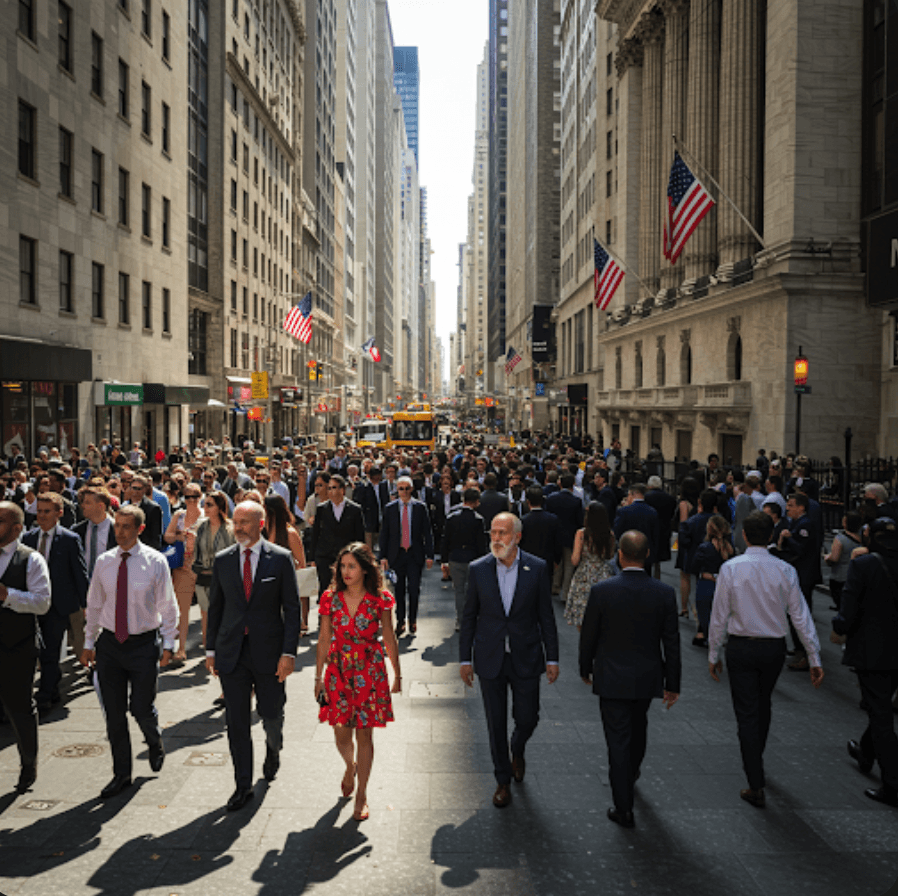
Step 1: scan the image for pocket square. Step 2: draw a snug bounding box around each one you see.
[261,576,276,582]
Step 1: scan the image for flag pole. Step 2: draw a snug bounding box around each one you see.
[672,134,767,251]
[597,239,657,302]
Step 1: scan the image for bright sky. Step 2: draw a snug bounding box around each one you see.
[387,0,489,386]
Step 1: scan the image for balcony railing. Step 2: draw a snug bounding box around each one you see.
[594,382,752,410]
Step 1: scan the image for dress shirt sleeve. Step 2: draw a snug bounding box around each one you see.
[2,551,51,616]
[784,568,821,666]
[707,564,733,665]
[83,562,105,650]
[155,555,180,651]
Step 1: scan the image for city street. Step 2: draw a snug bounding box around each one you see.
[1,561,897,896]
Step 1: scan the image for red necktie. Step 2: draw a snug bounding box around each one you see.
[243,549,253,601]
[401,503,411,550]
[114,551,130,643]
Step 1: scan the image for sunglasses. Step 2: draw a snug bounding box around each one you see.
[185,494,200,500]
[397,486,412,491]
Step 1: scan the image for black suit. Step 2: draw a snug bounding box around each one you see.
[207,540,300,790]
[613,501,660,574]
[73,517,119,564]
[477,488,510,532]
[579,569,681,815]
[132,497,162,551]
[380,499,434,627]
[460,551,559,785]
[310,500,366,598]
[520,508,562,567]
[441,505,487,623]
[431,490,463,558]
[22,526,88,701]
[546,489,583,600]
[644,488,677,564]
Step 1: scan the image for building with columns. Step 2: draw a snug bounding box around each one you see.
[552,0,882,463]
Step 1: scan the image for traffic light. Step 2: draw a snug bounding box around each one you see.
[316,362,323,381]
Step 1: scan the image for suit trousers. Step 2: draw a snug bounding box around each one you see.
[599,696,652,814]
[96,629,162,778]
[0,648,39,768]
[392,550,423,625]
[725,636,786,790]
[220,636,286,789]
[316,557,336,603]
[37,609,70,699]
[856,669,898,794]
[552,547,574,600]
[478,652,541,786]
[448,561,471,624]
[68,609,85,657]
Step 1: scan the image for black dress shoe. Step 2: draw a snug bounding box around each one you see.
[149,741,165,773]
[396,622,405,637]
[864,787,898,807]
[410,622,417,634]
[847,739,874,774]
[607,807,635,828]
[100,775,132,799]
[511,755,525,783]
[213,696,227,709]
[263,747,280,782]
[227,786,254,811]
[492,784,511,808]
[16,765,36,794]
[35,697,53,714]
[740,787,766,808]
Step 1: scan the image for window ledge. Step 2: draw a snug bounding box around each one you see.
[91,316,107,325]
[17,173,40,188]
[118,322,132,331]
[58,309,77,319]
[142,327,153,335]
[118,223,131,233]
[19,301,40,311]
[141,132,153,146]
[90,92,106,105]
[58,193,76,206]
[162,330,173,339]
[91,210,107,221]
[161,246,172,255]
[58,64,76,82]
[141,235,153,246]
[17,31,38,52]
[117,113,131,127]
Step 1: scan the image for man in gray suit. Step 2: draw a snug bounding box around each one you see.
[206,502,300,811]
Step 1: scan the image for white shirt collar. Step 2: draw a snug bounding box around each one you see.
[240,538,264,558]
[116,540,143,558]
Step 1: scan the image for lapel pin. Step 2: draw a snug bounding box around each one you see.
[524,566,530,571]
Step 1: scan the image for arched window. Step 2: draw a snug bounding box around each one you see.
[681,343,692,385]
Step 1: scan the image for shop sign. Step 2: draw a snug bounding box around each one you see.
[104,383,143,406]
[531,305,555,362]
[247,407,263,421]
[251,372,269,400]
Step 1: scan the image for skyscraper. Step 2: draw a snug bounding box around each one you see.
[393,46,419,166]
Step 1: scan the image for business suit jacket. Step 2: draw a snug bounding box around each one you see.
[546,489,585,550]
[579,570,681,698]
[834,552,898,671]
[520,508,562,567]
[207,540,300,676]
[613,501,660,562]
[460,551,559,680]
[73,517,118,556]
[310,499,366,563]
[22,526,89,616]
[678,511,714,573]
[644,488,677,563]
[477,488,510,531]
[379,498,434,567]
[774,513,821,593]
[133,497,163,551]
[431,490,462,547]
[440,505,487,563]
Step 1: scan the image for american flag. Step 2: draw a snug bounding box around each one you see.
[504,345,522,375]
[283,291,313,343]
[594,239,625,310]
[663,152,714,264]
[361,336,381,362]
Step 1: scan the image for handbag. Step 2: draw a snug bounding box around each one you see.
[295,565,318,597]
[162,540,185,571]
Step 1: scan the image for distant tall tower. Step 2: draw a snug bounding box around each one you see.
[393,46,419,166]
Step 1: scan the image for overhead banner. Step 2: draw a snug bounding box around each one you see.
[531,305,555,362]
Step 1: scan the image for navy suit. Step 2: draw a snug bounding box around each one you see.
[613,501,660,572]
[207,540,300,789]
[22,526,88,701]
[579,569,681,814]
[644,488,677,564]
[520,508,562,567]
[545,490,584,549]
[380,498,434,627]
[459,551,559,785]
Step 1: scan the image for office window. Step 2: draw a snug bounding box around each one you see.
[20,236,36,304]
[141,183,151,237]
[162,196,170,247]
[241,331,249,368]
[162,10,170,60]
[142,281,152,329]
[230,280,237,311]
[242,286,248,314]
[118,272,130,324]
[606,87,613,116]
[18,101,36,179]
[162,287,170,332]
[118,60,129,117]
[230,178,237,211]
[118,0,128,10]
[188,309,208,375]
[231,129,238,161]
[91,150,104,212]
[118,168,129,225]
[59,127,73,198]
[58,2,73,71]
[19,0,34,40]
[92,262,104,318]
[230,229,237,261]
[242,239,248,268]
[141,81,151,136]
[242,190,249,220]
[161,102,170,153]
[243,143,249,172]
[59,250,73,312]
[606,170,612,198]
[141,0,151,37]
[230,328,238,367]
[91,32,103,97]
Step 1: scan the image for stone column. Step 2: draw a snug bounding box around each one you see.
[717,0,763,273]
[659,0,690,292]
[684,0,720,282]
[637,9,665,295]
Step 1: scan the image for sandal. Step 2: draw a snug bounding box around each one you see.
[341,763,357,798]
[353,802,369,821]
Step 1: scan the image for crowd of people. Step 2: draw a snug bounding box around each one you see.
[0,430,896,826]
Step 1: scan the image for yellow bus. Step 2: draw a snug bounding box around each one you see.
[391,405,435,452]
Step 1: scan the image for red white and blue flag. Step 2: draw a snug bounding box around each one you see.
[361,336,381,362]
[663,152,714,264]
[593,238,625,310]
[504,345,522,376]
[283,291,313,343]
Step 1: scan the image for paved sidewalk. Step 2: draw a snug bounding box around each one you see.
[1,561,897,895]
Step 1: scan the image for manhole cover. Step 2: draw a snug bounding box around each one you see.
[21,800,60,811]
[52,744,105,758]
[184,751,227,766]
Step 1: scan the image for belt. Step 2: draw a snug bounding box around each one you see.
[101,628,158,643]
[728,634,786,643]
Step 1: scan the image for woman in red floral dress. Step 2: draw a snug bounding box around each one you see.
[315,542,401,821]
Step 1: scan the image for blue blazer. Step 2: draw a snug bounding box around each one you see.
[579,570,681,699]
[206,540,300,676]
[22,526,88,616]
[379,498,434,567]
[613,501,660,562]
[459,550,559,680]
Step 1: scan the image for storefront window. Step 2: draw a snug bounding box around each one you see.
[33,381,59,451]
[2,381,29,456]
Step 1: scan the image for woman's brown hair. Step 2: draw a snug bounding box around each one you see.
[332,541,383,595]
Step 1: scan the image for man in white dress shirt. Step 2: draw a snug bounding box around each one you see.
[80,504,178,799]
[708,511,823,809]
[0,501,51,793]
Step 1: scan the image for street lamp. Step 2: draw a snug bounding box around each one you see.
[794,347,810,453]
